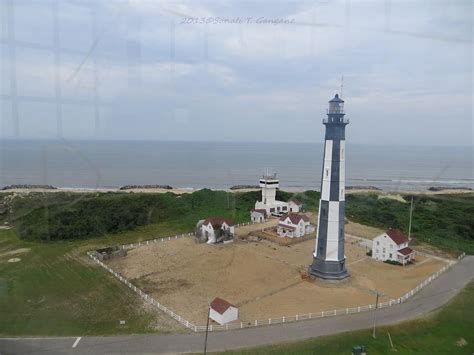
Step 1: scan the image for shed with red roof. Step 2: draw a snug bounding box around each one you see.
[209,297,239,325]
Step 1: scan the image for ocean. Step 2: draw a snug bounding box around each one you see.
[0,140,472,192]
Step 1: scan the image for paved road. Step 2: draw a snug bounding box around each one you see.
[1,256,473,355]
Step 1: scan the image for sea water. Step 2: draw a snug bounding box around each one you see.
[0,139,472,192]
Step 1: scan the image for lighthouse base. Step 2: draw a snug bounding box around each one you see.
[309,257,350,281]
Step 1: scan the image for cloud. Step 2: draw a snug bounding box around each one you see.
[0,0,472,146]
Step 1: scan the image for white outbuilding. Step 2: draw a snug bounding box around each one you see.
[288,199,303,213]
[250,209,267,223]
[209,297,239,325]
[277,213,314,238]
[372,228,415,265]
[199,217,235,244]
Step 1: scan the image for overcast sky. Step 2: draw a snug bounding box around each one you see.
[1,0,472,146]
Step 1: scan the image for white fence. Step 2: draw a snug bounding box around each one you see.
[88,232,466,333]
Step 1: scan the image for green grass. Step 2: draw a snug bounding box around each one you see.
[0,224,188,336]
[216,281,474,355]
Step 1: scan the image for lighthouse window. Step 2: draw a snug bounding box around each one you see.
[325,169,329,177]
[341,148,344,159]
[322,208,326,216]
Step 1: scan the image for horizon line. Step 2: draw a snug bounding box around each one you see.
[1,137,473,148]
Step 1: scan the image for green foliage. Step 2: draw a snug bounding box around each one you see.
[15,190,257,241]
[383,260,402,266]
[7,190,474,255]
[346,193,474,254]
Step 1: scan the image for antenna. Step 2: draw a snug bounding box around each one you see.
[340,75,344,98]
[408,196,414,240]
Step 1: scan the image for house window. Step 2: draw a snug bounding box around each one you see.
[383,248,386,253]
[270,208,275,212]
[282,206,287,211]
[389,253,393,258]
[377,241,380,245]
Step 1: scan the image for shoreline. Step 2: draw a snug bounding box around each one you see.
[0,186,472,196]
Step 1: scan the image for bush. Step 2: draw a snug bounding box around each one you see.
[383,259,402,266]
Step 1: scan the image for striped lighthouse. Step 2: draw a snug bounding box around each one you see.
[309,93,350,281]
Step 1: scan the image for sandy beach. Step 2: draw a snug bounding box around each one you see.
[1,186,471,195]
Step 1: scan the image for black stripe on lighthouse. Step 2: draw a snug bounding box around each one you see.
[316,200,329,259]
[329,139,341,201]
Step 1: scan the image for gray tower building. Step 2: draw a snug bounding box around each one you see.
[309,93,350,281]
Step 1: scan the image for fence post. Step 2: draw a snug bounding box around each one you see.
[282,316,285,323]
[358,306,360,312]
[268,318,271,325]
[240,322,243,329]
[309,313,312,319]
[255,320,257,326]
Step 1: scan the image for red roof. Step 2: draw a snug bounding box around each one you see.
[251,209,266,215]
[203,217,235,227]
[386,228,408,245]
[210,297,236,314]
[398,247,414,256]
[280,213,309,224]
[278,223,297,230]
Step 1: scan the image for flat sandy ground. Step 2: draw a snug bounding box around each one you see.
[106,233,448,325]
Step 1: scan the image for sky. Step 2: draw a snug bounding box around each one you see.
[0,0,472,146]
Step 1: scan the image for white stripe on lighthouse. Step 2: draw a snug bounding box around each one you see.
[321,140,333,201]
[326,201,340,260]
[339,140,345,201]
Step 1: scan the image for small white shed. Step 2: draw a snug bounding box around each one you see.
[250,209,266,223]
[209,297,238,325]
[288,200,303,213]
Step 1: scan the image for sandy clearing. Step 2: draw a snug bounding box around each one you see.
[107,233,447,325]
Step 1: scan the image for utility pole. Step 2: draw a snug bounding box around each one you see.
[203,304,211,354]
[372,290,384,339]
[408,196,414,240]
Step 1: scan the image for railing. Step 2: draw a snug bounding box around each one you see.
[87,230,466,333]
[323,118,350,124]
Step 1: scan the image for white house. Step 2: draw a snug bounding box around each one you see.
[250,209,267,223]
[277,213,314,238]
[372,228,415,265]
[288,200,303,213]
[209,297,239,325]
[199,217,235,244]
[254,172,289,216]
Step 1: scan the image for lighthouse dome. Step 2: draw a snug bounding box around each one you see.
[329,93,344,103]
[328,94,344,114]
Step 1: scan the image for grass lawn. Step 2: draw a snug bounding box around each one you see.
[216,281,474,355]
[0,223,189,336]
